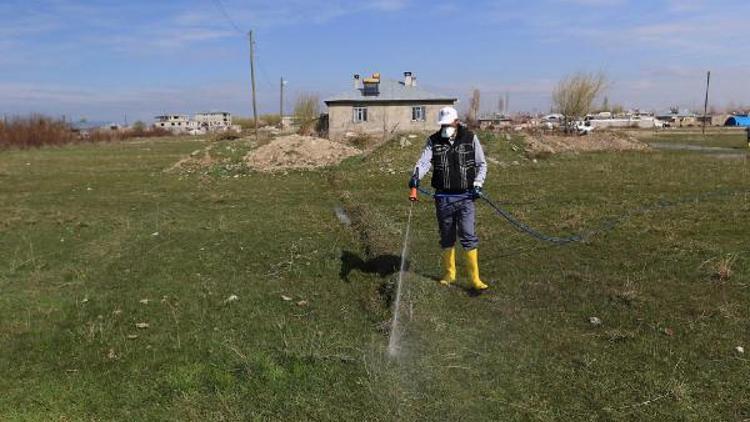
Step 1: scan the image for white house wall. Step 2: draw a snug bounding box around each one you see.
[327,102,454,140]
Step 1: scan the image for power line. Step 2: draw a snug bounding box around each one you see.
[207,0,272,124]
[255,54,277,90]
[210,0,245,34]
[252,40,278,90]
[209,0,273,90]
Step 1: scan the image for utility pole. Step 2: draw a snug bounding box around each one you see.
[280,76,286,123]
[248,30,258,142]
[702,70,711,135]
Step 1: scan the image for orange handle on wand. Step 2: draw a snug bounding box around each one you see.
[409,187,418,202]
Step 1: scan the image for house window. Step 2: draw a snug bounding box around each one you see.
[412,106,425,122]
[353,107,368,123]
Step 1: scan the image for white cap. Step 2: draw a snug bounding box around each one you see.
[437,106,458,125]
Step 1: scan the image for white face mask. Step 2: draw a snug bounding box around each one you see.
[441,126,456,138]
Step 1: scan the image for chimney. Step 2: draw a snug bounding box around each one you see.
[404,72,413,87]
[353,74,361,89]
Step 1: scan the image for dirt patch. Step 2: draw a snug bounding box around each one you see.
[166,146,217,174]
[244,134,360,172]
[524,131,649,156]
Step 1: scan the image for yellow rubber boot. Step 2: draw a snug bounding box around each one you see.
[439,248,457,286]
[465,249,488,291]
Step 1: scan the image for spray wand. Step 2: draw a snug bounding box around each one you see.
[409,187,418,202]
[408,170,420,202]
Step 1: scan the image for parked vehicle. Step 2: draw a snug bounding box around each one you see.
[573,120,593,135]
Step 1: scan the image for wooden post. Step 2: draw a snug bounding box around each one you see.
[249,30,258,142]
[702,71,711,135]
[280,76,285,125]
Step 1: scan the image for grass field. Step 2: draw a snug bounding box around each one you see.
[1,131,749,420]
[634,128,749,149]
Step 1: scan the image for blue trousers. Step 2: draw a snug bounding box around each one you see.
[434,195,478,250]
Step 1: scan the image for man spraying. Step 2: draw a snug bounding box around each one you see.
[408,106,489,291]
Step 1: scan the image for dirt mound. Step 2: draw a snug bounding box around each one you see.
[166,146,216,174]
[524,131,649,156]
[244,134,360,171]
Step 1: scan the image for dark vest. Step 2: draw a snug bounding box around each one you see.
[429,126,476,192]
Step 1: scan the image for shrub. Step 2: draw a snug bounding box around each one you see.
[235,115,282,130]
[552,72,607,133]
[212,130,242,141]
[260,114,282,127]
[87,126,171,143]
[0,115,173,150]
[294,93,321,135]
[86,129,118,143]
[348,133,374,149]
[0,115,76,149]
[233,117,255,131]
[135,126,171,138]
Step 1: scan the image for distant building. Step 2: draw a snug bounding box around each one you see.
[725,115,750,127]
[194,112,232,129]
[70,120,128,134]
[154,112,239,135]
[155,115,191,133]
[478,112,512,130]
[710,115,730,126]
[70,120,128,137]
[324,72,457,140]
[655,108,698,127]
[584,110,658,129]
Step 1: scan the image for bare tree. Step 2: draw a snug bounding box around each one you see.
[467,88,481,127]
[293,93,320,135]
[601,96,609,113]
[552,72,607,133]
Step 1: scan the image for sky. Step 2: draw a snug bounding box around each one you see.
[1,0,749,123]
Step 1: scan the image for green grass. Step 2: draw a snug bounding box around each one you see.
[1,132,748,420]
[636,128,749,149]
